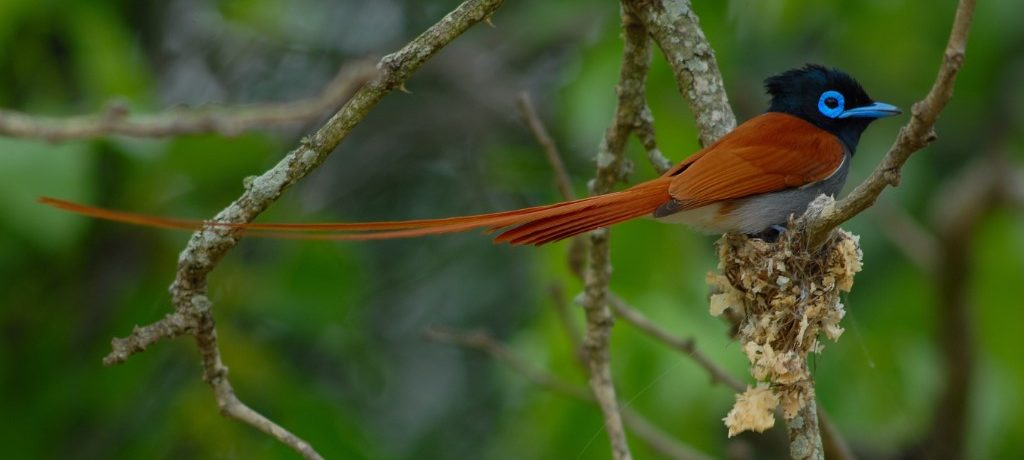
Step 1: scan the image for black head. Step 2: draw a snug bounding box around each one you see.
[765,64,900,153]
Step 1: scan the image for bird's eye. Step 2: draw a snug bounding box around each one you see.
[817,90,845,118]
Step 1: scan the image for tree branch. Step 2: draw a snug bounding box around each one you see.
[607,294,745,392]
[787,399,824,460]
[579,7,660,460]
[591,9,652,196]
[556,287,751,460]
[609,294,853,460]
[517,86,713,418]
[772,3,976,453]
[424,326,715,460]
[636,104,673,174]
[621,0,736,146]
[100,1,506,457]
[617,3,855,458]
[195,307,324,460]
[0,63,376,141]
[804,0,977,246]
[517,92,576,201]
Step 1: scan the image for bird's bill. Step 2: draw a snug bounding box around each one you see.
[838,101,901,119]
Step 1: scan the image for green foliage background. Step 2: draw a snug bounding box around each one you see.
[1,0,1022,458]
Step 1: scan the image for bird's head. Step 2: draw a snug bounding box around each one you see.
[765,64,900,153]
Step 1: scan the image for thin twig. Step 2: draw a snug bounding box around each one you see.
[635,105,673,174]
[804,0,977,246]
[608,294,745,392]
[609,293,864,459]
[516,92,591,294]
[103,312,192,366]
[100,1,506,458]
[0,63,377,141]
[424,326,715,460]
[194,306,323,460]
[425,327,592,400]
[516,92,576,201]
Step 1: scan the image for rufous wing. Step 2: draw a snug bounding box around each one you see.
[663,112,845,210]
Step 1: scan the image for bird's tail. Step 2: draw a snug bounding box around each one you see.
[38,178,670,246]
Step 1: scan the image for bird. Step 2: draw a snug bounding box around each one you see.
[39,64,900,245]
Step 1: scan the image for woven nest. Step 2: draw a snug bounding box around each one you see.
[707,217,862,437]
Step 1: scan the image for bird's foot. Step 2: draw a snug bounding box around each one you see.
[749,224,788,242]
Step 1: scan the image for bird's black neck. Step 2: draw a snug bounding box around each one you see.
[832,119,871,155]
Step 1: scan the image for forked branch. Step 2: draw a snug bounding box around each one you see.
[803,0,977,246]
[622,0,736,146]
[100,1,506,458]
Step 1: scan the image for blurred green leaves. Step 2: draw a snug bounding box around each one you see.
[2,0,1023,459]
[0,138,92,251]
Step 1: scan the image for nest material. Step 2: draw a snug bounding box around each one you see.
[708,221,862,437]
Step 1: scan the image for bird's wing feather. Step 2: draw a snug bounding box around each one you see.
[666,112,844,210]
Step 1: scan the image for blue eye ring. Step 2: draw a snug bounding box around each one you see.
[817,90,845,118]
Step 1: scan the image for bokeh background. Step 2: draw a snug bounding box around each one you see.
[2,0,1023,458]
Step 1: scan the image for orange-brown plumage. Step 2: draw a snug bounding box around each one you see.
[37,177,672,245]
[40,65,902,245]
[37,114,843,246]
[663,113,844,210]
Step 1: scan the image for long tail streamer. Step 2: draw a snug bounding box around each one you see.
[38,179,669,246]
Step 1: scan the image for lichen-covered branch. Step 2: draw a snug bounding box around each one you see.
[195,307,324,460]
[0,63,376,141]
[787,399,824,460]
[636,105,673,174]
[580,7,658,460]
[591,9,653,196]
[804,0,977,246]
[621,0,736,146]
[424,326,715,460]
[103,312,192,366]
[100,1,505,457]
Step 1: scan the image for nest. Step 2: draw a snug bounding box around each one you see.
[707,218,862,437]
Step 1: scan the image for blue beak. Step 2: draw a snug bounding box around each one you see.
[838,101,901,119]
